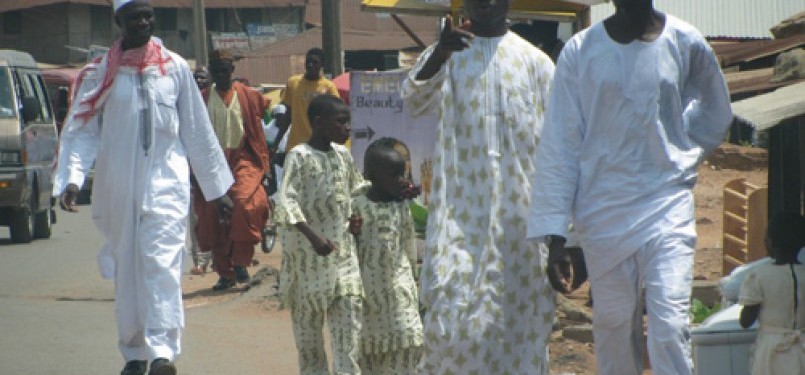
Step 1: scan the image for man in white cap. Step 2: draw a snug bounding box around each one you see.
[54,1,234,374]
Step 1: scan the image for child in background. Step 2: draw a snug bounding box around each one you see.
[739,212,805,375]
[351,138,423,374]
[276,94,365,374]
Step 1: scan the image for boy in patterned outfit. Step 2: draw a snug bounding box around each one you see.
[276,94,365,374]
[351,138,424,374]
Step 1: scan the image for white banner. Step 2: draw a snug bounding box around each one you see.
[349,70,438,194]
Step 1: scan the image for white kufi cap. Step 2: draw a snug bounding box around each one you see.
[114,0,148,12]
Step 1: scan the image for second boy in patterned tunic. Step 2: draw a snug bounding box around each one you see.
[352,138,424,375]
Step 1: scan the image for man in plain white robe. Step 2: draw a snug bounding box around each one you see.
[527,1,733,374]
[53,1,233,374]
[402,0,556,373]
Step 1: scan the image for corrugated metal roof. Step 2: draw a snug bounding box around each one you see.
[724,67,805,96]
[590,0,805,38]
[0,0,305,12]
[713,34,805,67]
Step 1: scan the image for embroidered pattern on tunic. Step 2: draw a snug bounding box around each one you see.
[402,32,556,374]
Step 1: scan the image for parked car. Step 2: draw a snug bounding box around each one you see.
[0,50,58,242]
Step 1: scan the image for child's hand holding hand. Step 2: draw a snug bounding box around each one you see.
[401,181,421,200]
[295,222,335,256]
[309,234,336,256]
[348,213,363,236]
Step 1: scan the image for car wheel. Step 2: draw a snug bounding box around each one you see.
[34,198,52,239]
[10,195,34,243]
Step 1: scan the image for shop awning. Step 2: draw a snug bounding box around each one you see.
[361,0,608,21]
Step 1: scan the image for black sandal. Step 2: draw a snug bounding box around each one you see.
[212,277,236,291]
[120,360,147,375]
[148,358,177,375]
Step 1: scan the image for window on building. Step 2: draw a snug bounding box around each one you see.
[155,8,178,32]
[205,9,223,32]
[238,8,264,28]
[2,11,22,35]
[90,5,112,39]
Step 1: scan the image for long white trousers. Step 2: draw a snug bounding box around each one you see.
[115,211,186,362]
[590,234,694,375]
[119,328,181,361]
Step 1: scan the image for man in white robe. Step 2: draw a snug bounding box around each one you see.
[54,1,233,374]
[527,1,733,374]
[401,0,556,373]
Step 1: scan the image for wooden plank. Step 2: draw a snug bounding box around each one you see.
[723,200,746,217]
[721,243,746,260]
[724,233,747,246]
[723,177,749,275]
[744,181,763,191]
[723,255,744,275]
[725,178,747,193]
[724,187,748,200]
[724,211,748,224]
[732,82,805,131]
[746,188,769,262]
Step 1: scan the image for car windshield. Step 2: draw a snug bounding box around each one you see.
[0,68,15,118]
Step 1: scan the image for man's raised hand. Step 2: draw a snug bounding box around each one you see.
[435,14,474,57]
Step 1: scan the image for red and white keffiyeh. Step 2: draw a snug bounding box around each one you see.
[72,38,172,123]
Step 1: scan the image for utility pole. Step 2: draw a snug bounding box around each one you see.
[193,0,208,68]
[321,0,343,76]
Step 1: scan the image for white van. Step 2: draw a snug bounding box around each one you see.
[0,50,58,243]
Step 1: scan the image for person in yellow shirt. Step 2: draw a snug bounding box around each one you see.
[281,48,340,151]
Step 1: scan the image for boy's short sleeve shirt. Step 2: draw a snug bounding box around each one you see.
[277,143,364,310]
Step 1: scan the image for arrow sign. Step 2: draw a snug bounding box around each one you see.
[352,126,375,141]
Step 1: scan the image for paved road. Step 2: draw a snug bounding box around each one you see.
[0,206,300,375]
